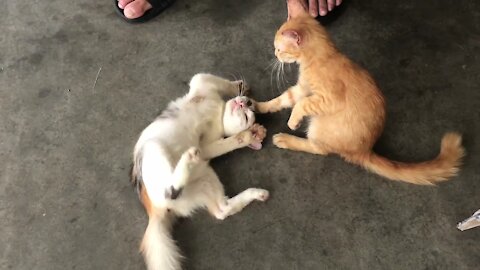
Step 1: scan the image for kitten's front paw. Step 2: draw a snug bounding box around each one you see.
[287,116,301,130]
[250,123,267,141]
[235,130,254,145]
[253,101,270,114]
[273,133,290,149]
[184,147,201,165]
[246,124,267,150]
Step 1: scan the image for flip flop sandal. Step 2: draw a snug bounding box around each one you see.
[114,0,175,24]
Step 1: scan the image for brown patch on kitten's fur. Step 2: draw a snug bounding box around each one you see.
[190,95,205,103]
[257,0,464,185]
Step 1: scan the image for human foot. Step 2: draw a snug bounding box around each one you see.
[118,0,152,19]
[114,0,174,23]
[310,0,343,16]
[288,0,343,18]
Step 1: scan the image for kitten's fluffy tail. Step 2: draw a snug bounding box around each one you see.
[345,132,465,185]
[141,209,182,270]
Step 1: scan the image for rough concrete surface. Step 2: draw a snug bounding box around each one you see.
[1,0,479,269]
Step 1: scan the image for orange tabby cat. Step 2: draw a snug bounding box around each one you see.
[255,0,464,185]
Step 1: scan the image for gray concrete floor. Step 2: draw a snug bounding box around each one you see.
[2,0,480,269]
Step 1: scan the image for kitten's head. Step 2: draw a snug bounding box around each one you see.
[223,96,255,137]
[274,28,303,64]
[274,0,330,63]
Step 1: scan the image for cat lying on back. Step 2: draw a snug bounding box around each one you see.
[255,0,464,185]
[131,74,269,270]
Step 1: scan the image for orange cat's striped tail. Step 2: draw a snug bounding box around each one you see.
[345,132,465,185]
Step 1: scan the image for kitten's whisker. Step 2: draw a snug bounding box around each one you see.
[270,61,278,95]
[226,72,237,82]
[240,74,247,96]
[280,62,286,88]
[281,62,290,87]
[276,61,282,94]
[265,59,277,71]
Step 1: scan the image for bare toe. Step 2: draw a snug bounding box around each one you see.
[123,0,152,19]
[118,0,134,9]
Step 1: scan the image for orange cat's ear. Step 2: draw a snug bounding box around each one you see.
[287,0,308,20]
[282,30,301,46]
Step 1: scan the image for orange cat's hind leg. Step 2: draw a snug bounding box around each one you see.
[272,133,330,155]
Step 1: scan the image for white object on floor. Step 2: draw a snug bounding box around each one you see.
[457,209,480,231]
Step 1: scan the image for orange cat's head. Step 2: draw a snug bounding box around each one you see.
[274,0,333,64]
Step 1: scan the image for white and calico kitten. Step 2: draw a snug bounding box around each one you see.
[131,74,269,270]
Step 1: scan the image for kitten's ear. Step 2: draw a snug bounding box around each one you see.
[282,30,301,46]
[286,0,308,20]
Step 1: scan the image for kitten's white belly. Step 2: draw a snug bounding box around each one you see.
[135,99,224,161]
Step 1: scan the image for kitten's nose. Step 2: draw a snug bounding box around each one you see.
[235,98,246,108]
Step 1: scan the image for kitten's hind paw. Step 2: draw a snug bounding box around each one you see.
[165,186,183,200]
[248,188,270,202]
[178,147,203,172]
[184,147,202,165]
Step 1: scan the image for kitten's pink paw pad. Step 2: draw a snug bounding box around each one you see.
[250,123,267,142]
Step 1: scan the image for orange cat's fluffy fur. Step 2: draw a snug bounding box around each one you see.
[256,0,464,185]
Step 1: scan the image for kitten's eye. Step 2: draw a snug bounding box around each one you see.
[246,100,252,106]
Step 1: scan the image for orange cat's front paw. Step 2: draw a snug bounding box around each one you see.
[254,101,270,114]
[273,133,290,149]
[287,116,301,130]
